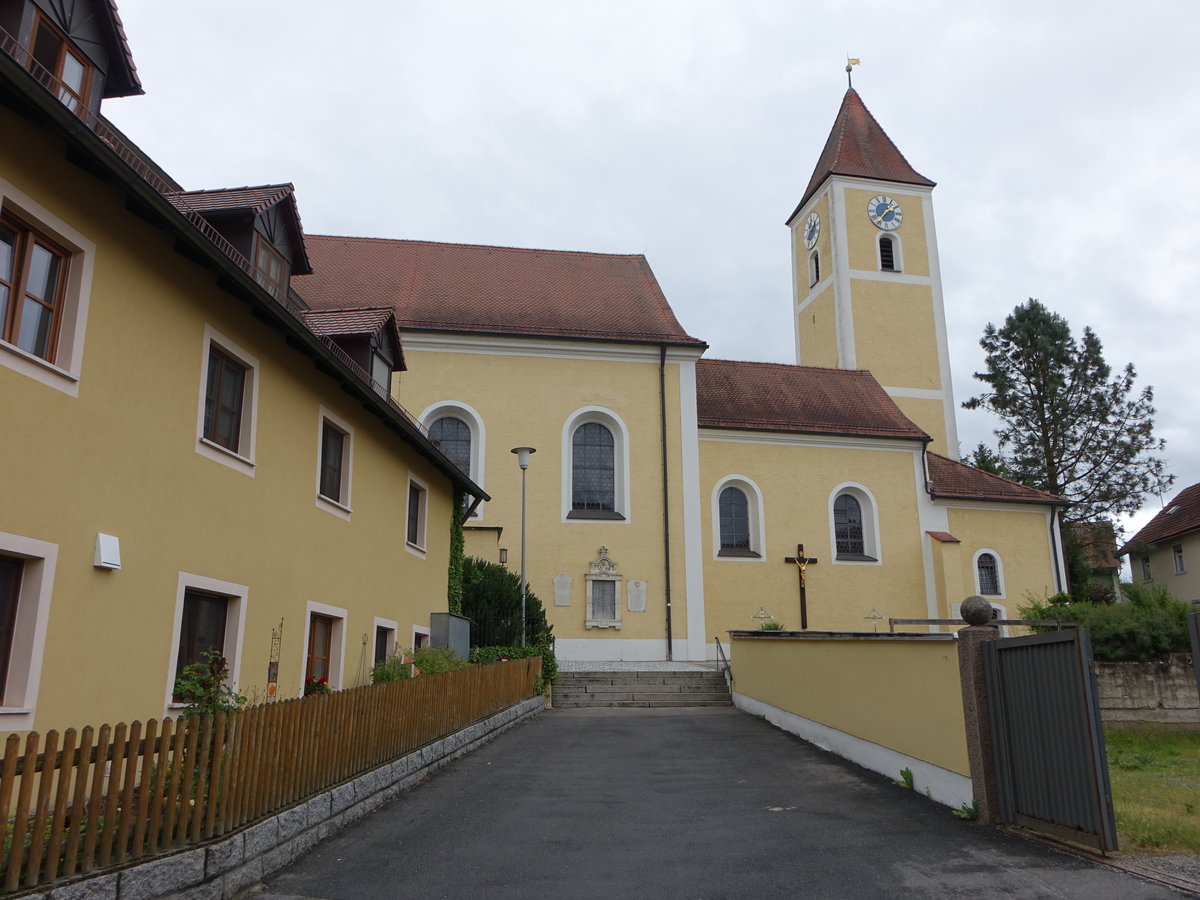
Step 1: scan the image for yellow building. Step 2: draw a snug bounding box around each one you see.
[1122,482,1200,606]
[0,1,483,732]
[295,89,1068,660]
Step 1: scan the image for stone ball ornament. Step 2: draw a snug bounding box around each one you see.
[960,595,994,626]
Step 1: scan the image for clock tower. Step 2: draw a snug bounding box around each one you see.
[786,88,959,457]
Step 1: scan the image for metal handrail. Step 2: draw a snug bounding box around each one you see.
[713,635,732,691]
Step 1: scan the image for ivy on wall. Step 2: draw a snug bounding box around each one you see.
[447,488,466,615]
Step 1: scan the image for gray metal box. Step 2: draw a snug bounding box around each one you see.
[430,612,471,658]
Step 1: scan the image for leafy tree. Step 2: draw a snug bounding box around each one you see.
[964,299,1172,524]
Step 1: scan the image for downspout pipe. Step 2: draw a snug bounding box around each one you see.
[659,345,674,660]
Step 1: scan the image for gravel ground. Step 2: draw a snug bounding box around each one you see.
[1121,853,1200,887]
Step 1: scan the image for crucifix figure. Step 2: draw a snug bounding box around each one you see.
[783,544,818,630]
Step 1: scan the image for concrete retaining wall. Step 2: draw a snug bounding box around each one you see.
[26,696,545,900]
[1096,653,1199,725]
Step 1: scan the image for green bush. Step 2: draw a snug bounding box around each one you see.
[173,649,247,715]
[461,556,553,649]
[1019,584,1192,661]
[471,636,558,691]
[410,646,471,675]
[371,653,413,683]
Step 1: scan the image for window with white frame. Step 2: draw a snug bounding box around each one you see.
[406,476,428,554]
[1173,543,1185,575]
[975,551,1003,596]
[1141,555,1152,583]
[829,485,880,562]
[878,233,901,272]
[0,533,56,730]
[712,476,765,559]
[316,408,353,516]
[302,602,346,692]
[373,617,398,667]
[808,249,820,287]
[196,327,259,475]
[420,402,485,516]
[0,183,94,395]
[563,408,629,521]
[166,573,245,713]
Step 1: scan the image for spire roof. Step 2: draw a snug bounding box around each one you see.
[789,89,935,222]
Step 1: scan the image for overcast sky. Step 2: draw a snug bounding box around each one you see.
[104,1,1200,539]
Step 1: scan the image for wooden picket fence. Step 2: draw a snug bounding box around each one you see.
[0,658,539,894]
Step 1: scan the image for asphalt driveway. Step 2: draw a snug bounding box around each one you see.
[260,707,1188,899]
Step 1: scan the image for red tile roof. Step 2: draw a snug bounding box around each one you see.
[1123,482,1200,550]
[101,0,142,96]
[1070,521,1122,570]
[166,184,311,275]
[302,307,395,336]
[926,453,1065,506]
[695,359,928,441]
[166,184,296,216]
[926,531,961,543]
[293,236,706,348]
[789,89,935,221]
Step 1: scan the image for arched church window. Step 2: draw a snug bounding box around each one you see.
[833,494,864,557]
[879,235,897,271]
[808,249,820,287]
[429,416,471,475]
[976,552,1002,595]
[719,486,751,554]
[572,422,615,514]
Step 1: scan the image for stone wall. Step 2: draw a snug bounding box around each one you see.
[1095,653,1199,725]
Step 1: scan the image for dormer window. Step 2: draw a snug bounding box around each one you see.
[29,14,92,115]
[253,237,287,300]
[371,351,392,392]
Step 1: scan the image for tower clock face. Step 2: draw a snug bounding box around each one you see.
[803,212,820,250]
[867,195,903,230]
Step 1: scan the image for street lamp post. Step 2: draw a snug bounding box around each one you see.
[511,446,536,646]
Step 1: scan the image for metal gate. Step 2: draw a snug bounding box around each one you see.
[983,629,1118,852]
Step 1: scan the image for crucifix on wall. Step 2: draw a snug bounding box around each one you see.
[783,544,818,630]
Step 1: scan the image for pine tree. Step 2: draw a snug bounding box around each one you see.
[964,299,1172,524]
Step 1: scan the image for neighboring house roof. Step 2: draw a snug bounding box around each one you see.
[789,88,935,221]
[293,236,707,348]
[302,307,406,371]
[1122,482,1200,551]
[166,184,312,275]
[926,453,1065,506]
[695,359,929,441]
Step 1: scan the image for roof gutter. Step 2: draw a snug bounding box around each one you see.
[0,55,486,502]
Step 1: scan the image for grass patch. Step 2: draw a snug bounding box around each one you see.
[1105,724,1200,854]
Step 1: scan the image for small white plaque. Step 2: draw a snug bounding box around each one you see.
[627,580,647,612]
[553,573,573,607]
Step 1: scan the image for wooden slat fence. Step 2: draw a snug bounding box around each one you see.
[0,658,539,894]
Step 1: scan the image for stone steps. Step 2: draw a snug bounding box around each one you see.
[553,669,731,708]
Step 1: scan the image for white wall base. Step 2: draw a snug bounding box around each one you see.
[555,637,694,661]
[733,692,972,810]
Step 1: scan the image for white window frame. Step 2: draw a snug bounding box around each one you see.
[877,232,903,272]
[828,482,882,565]
[412,624,431,650]
[373,616,398,669]
[302,601,347,691]
[988,601,1010,637]
[195,325,259,476]
[711,475,767,561]
[406,473,430,557]
[164,572,247,716]
[419,401,486,518]
[1173,543,1186,575]
[0,532,57,731]
[0,179,95,396]
[1141,555,1152,583]
[562,406,631,522]
[808,249,820,287]
[315,406,354,519]
[973,548,1005,598]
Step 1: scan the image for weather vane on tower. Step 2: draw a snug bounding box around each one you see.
[846,55,860,88]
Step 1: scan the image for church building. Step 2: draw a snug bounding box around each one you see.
[295,87,1069,661]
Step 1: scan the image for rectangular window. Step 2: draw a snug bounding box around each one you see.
[173,589,229,701]
[319,421,346,501]
[204,345,246,451]
[374,625,394,666]
[407,480,427,550]
[0,557,23,704]
[29,13,93,114]
[1173,544,1186,575]
[253,236,287,300]
[1141,555,1152,583]
[1,212,69,363]
[307,613,335,683]
[370,351,391,393]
